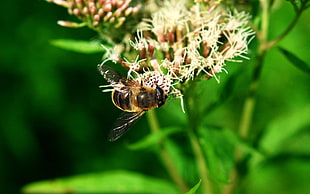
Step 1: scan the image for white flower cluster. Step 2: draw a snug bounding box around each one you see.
[104,0,254,100]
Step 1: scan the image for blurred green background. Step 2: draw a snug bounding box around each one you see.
[1,1,310,194]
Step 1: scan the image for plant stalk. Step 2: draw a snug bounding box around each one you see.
[266,8,303,49]
[222,0,270,193]
[188,131,214,194]
[147,110,189,192]
[184,84,214,194]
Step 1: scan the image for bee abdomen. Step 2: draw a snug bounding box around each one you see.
[112,88,132,111]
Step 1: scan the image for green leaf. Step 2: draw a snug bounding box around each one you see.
[164,139,198,184]
[282,128,310,154]
[22,170,180,194]
[186,180,201,194]
[221,128,265,170]
[260,103,310,155]
[278,47,310,74]
[128,126,197,184]
[198,127,233,183]
[245,156,310,194]
[249,103,310,168]
[265,152,310,164]
[127,127,183,150]
[197,126,263,183]
[50,39,106,54]
[222,128,263,158]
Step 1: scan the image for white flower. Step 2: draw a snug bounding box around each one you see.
[130,30,148,51]
[101,1,255,109]
[101,45,123,64]
[150,0,189,35]
[141,71,172,94]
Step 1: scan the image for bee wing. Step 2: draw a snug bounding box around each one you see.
[108,111,145,142]
[97,64,124,85]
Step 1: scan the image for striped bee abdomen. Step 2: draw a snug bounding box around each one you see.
[112,87,132,111]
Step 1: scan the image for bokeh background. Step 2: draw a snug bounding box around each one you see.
[1,1,310,194]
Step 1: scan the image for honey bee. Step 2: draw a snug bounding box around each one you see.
[98,64,168,141]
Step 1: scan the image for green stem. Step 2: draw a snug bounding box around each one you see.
[238,0,307,142]
[236,0,270,141]
[185,84,214,194]
[222,38,267,194]
[266,10,302,49]
[238,49,265,140]
[147,109,160,133]
[188,131,214,194]
[260,0,270,44]
[223,1,270,193]
[223,0,308,193]
[146,110,189,193]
